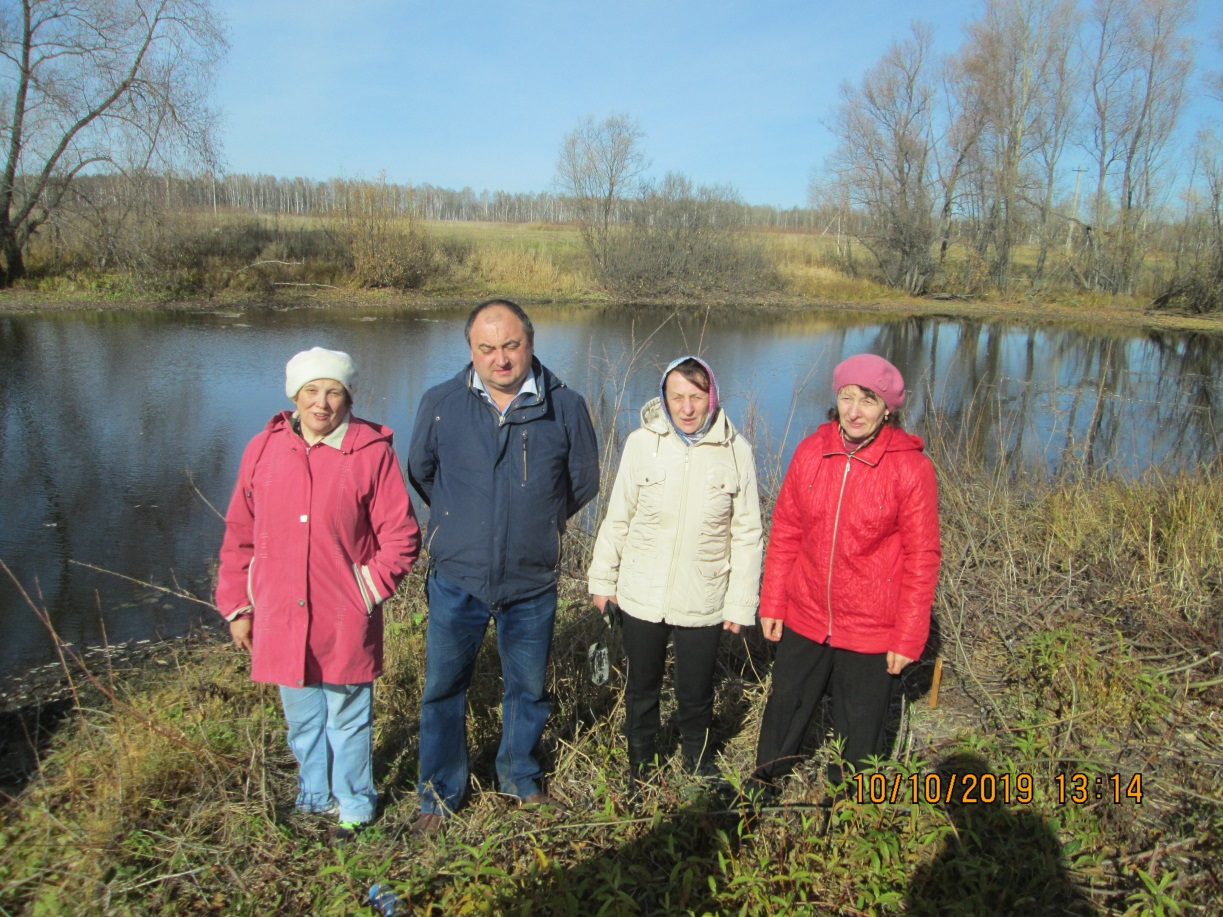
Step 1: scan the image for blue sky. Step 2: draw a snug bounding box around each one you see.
[213,0,1223,210]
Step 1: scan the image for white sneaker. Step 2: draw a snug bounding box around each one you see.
[297,799,340,818]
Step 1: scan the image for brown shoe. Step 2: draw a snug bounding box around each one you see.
[409,812,446,839]
[520,792,570,815]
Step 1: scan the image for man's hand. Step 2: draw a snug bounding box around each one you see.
[592,594,616,613]
[723,621,742,634]
[760,617,784,642]
[230,617,253,653]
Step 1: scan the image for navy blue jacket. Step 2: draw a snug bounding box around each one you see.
[407,360,600,606]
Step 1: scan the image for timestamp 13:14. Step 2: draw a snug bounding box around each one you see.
[850,771,1144,805]
[1055,773,1143,805]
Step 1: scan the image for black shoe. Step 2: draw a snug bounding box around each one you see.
[683,754,722,780]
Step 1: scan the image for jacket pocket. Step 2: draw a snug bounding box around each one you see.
[632,465,666,520]
[697,466,739,562]
[351,563,375,616]
[625,465,666,570]
[699,560,733,612]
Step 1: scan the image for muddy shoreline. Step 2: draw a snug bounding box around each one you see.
[3,287,1222,336]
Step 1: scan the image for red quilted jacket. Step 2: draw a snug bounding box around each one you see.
[760,422,941,661]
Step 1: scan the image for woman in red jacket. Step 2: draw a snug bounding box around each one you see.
[751,354,940,796]
[216,348,421,841]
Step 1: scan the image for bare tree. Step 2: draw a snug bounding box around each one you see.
[932,66,986,279]
[1212,20,1223,102]
[1083,0,1195,294]
[830,23,939,294]
[555,113,649,280]
[0,0,224,285]
[1027,0,1082,289]
[951,0,1081,291]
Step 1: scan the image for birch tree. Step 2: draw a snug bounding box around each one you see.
[0,0,224,285]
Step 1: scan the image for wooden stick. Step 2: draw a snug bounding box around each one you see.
[929,657,944,709]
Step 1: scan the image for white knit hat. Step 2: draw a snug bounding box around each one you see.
[285,347,358,400]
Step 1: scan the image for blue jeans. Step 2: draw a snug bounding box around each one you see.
[278,682,376,824]
[418,570,557,815]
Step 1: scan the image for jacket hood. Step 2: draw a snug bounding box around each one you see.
[658,355,720,444]
[640,396,734,445]
[266,410,394,451]
[815,420,925,459]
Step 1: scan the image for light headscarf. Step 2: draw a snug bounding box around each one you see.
[660,355,720,446]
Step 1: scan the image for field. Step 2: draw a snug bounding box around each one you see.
[7,214,1222,338]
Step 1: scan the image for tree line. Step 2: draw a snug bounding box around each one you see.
[63,171,818,231]
[819,0,1221,307]
[2,0,1219,306]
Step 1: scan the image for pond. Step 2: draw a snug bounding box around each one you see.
[2,303,1221,678]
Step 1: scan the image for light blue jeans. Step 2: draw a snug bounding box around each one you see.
[278,682,376,824]
[418,570,557,816]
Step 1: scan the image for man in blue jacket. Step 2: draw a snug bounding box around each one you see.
[407,299,599,835]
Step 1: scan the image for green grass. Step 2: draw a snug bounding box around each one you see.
[2,453,1221,915]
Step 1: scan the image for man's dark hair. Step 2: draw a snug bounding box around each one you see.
[465,298,535,345]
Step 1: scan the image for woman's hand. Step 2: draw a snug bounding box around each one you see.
[230,618,253,653]
[760,617,784,642]
[592,594,616,613]
[886,651,914,675]
[723,621,742,634]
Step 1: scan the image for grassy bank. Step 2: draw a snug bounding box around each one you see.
[4,215,1222,337]
[2,449,1221,915]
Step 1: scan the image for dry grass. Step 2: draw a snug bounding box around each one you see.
[13,211,1223,339]
[2,443,1222,914]
[466,247,595,299]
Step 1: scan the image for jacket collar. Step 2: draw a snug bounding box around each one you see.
[459,359,561,422]
[816,421,924,464]
[268,411,392,452]
[640,397,733,445]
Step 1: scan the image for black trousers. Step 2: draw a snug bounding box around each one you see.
[754,627,897,786]
[620,613,722,755]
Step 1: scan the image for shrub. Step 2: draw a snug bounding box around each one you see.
[596,173,782,300]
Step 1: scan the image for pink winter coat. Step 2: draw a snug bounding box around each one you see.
[760,422,940,661]
[216,412,421,687]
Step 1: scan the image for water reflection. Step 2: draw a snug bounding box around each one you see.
[1,305,1221,676]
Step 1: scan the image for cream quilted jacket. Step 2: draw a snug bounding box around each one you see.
[588,398,763,627]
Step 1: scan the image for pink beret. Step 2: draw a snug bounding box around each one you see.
[832,354,905,411]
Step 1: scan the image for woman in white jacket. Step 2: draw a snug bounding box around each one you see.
[589,356,763,784]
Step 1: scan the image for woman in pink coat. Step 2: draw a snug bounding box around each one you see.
[751,354,940,798]
[216,347,421,840]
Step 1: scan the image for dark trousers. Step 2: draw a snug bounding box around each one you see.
[754,627,897,787]
[621,613,722,758]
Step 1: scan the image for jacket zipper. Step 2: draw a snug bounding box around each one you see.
[662,445,692,611]
[522,430,528,484]
[825,454,854,641]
